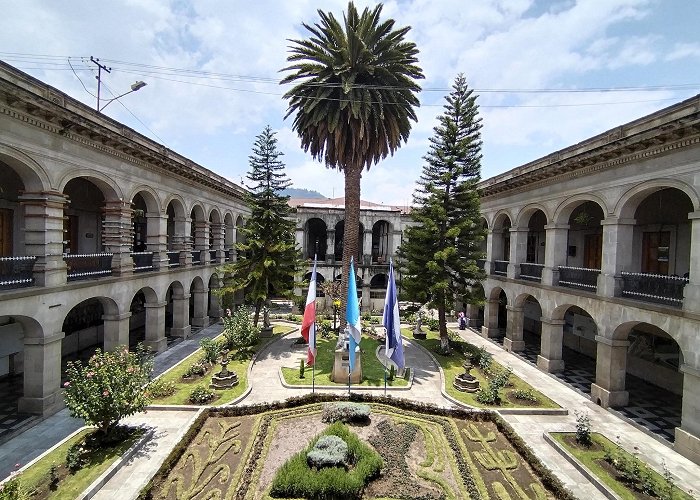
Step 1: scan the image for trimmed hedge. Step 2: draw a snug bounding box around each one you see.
[321,402,371,424]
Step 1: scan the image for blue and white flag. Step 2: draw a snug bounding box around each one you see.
[346,257,362,371]
[383,259,405,369]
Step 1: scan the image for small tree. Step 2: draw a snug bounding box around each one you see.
[221,306,260,354]
[63,345,153,438]
[320,280,342,332]
[398,74,486,352]
[216,126,300,326]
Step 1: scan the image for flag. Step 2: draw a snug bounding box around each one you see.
[346,257,362,371]
[301,257,317,365]
[383,259,405,369]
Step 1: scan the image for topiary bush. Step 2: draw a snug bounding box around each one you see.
[321,402,371,424]
[270,422,382,499]
[306,435,349,469]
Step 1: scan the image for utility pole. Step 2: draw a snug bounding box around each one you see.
[90,56,111,111]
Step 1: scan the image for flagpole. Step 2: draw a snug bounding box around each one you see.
[312,254,317,394]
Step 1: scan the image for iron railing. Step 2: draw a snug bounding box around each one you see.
[131,252,154,273]
[621,272,688,307]
[167,251,180,268]
[558,266,600,291]
[64,253,113,282]
[519,263,544,282]
[493,260,508,276]
[0,256,36,289]
[192,250,201,265]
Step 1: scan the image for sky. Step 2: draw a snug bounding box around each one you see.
[1,0,699,207]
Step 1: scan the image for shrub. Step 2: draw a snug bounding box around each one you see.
[426,318,440,331]
[66,443,86,472]
[369,316,380,325]
[199,338,220,364]
[0,472,28,500]
[299,359,305,379]
[188,386,216,405]
[574,410,592,447]
[147,378,176,399]
[475,347,493,373]
[321,402,371,424]
[63,344,152,437]
[475,366,512,405]
[361,311,372,322]
[221,306,260,353]
[270,422,382,499]
[306,435,348,469]
[318,319,333,339]
[182,362,207,379]
[513,388,538,402]
[388,365,396,381]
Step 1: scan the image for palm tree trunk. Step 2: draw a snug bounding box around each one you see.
[340,163,363,329]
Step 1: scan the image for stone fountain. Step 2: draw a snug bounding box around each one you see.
[210,352,239,389]
[453,357,480,392]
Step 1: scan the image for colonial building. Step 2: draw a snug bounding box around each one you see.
[472,93,700,463]
[0,62,248,431]
[290,197,411,312]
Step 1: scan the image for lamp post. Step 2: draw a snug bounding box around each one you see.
[98,81,147,111]
[91,55,147,112]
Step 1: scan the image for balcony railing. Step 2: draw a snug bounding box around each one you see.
[519,263,544,282]
[0,256,36,290]
[559,266,599,291]
[621,272,688,307]
[131,252,154,273]
[492,260,508,276]
[209,250,217,262]
[192,250,202,265]
[64,253,113,282]
[476,259,486,271]
[167,251,180,268]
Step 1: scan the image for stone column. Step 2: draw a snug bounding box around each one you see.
[480,299,501,338]
[465,303,481,327]
[542,224,569,286]
[295,225,305,257]
[191,289,209,327]
[362,283,371,312]
[507,228,528,279]
[103,312,132,351]
[327,229,335,263]
[144,301,167,353]
[675,364,700,464]
[484,229,496,275]
[170,293,191,339]
[18,332,65,415]
[146,212,169,270]
[209,277,223,319]
[537,317,565,372]
[194,220,210,264]
[102,200,134,276]
[683,211,700,313]
[598,218,635,297]
[590,335,629,407]
[175,216,193,266]
[19,191,68,286]
[210,222,225,263]
[504,305,525,351]
[362,229,372,265]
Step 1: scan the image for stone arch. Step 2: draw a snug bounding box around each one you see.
[209,207,222,224]
[515,204,550,229]
[163,194,187,218]
[491,211,512,229]
[616,179,700,219]
[127,186,161,213]
[58,170,122,202]
[553,194,608,224]
[0,144,50,192]
[190,203,206,221]
[370,273,387,289]
[305,218,328,259]
[191,275,205,293]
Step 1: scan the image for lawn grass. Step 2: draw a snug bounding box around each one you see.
[16,428,142,499]
[403,327,559,409]
[552,432,694,500]
[281,335,409,387]
[152,324,296,405]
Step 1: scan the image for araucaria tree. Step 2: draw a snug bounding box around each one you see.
[217,126,299,326]
[281,2,423,321]
[398,74,486,352]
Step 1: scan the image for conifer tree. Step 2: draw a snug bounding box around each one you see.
[217,125,300,326]
[398,74,486,352]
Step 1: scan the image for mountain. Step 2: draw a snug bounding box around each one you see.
[281,188,326,199]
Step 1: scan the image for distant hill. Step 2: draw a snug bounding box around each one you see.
[281,187,326,199]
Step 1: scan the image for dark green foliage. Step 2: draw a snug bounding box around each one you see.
[513,388,538,402]
[398,74,486,349]
[299,359,305,379]
[574,410,592,447]
[146,379,176,399]
[188,386,215,405]
[321,402,371,424]
[216,126,300,326]
[182,362,207,379]
[66,443,85,473]
[221,307,259,353]
[199,338,220,364]
[306,435,349,469]
[270,422,382,499]
[475,366,512,405]
[388,365,396,382]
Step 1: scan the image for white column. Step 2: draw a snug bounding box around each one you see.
[362,229,372,265]
[480,299,500,338]
[102,200,134,276]
[191,289,209,327]
[542,224,569,286]
[503,305,524,352]
[537,317,565,372]
[590,335,629,407]
[170,293,191,339]
[18,332,65,415]
[507,228,528,279]
[144,301,167,353]
[103,312,132,351]
[683,211,700,313]
[598,217,635,297]
[147,212,169,269]
[675,364,700,464]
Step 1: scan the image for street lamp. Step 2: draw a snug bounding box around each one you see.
[98,81,147,112]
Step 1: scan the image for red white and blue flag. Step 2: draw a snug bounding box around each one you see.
[301,257,318,365]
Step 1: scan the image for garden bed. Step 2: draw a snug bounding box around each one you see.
[139,394,575,499]
[404,328,559,409]
[280,335,409,387]
[151,324,295,405]
[550,432,695,500]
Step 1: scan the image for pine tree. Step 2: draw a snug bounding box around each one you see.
[398,74,486,352]
[217,125,300,326]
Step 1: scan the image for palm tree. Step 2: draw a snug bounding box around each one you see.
[281,2,423,320]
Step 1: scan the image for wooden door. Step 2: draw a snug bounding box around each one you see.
[584,233,602,269]
[0,209,12,256]
[642,231,670,275]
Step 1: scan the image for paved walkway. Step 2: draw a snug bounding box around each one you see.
[2,321,700,499]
